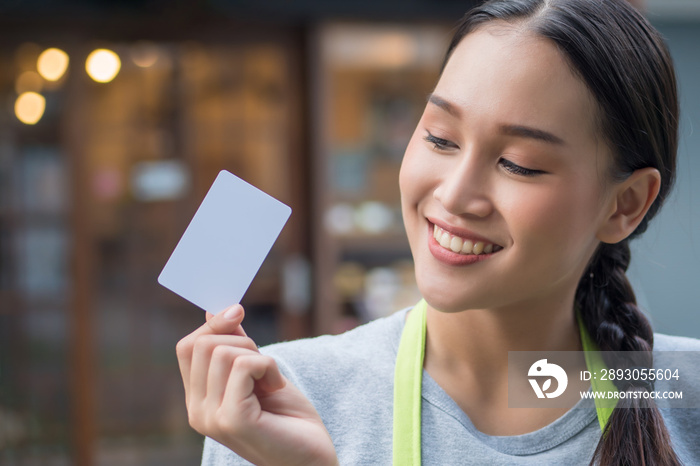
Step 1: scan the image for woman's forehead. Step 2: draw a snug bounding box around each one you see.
[434,24,599,145]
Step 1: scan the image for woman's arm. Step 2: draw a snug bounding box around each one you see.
[176,305,339,466]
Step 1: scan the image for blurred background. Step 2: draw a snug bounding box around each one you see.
[0,0,698,464]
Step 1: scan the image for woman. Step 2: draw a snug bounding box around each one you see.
[177,0,700,464]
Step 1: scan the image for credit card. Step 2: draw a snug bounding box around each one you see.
[158,170,291,314]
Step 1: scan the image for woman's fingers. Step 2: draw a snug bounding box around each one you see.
[203,345,237,414]
[188,335,255,405]
[177,305,245,374]
[235,353,286,396]
[176,305,339,466]
[212,356,338,466]
[203,341,264,409]
[188,349,285,439]
[220,354,287,433]
[206,306,248,337]
[176,304,255,405]
[179,333,338,466]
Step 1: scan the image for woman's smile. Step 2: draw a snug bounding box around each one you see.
[427,220,503,266]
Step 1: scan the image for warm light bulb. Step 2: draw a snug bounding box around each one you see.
[86,49,121,83]
[15,92,46,125]
[37,48,69,81]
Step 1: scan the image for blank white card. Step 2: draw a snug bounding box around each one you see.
[158,170,291,314]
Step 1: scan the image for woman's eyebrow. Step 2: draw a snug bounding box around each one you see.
[499,124,566,145]
[427,93,461,118]
[428,93,566,146]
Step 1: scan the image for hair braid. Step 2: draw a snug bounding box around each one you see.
[577,241,681,466]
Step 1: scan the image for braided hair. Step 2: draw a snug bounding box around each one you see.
[443,1,680,464]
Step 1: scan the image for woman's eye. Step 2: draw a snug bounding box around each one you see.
[498,158,546,177]
[424,132,457,151]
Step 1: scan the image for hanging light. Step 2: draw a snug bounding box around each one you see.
[86,49,121,83]
[15,92,46,125]
[37,48,69,81]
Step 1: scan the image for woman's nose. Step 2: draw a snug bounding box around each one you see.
[433,153,494,218]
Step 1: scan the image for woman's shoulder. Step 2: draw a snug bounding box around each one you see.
[259,308,409,384]
[262,308,407,355]
[653,332,700,351]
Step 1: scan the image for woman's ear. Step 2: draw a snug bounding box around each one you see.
[597,167,661,244]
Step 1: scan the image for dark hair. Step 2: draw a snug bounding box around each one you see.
[444,1,680,465]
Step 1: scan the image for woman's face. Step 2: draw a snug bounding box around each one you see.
[399,24,618,313]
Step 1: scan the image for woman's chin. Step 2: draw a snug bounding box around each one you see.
[417,283,478,314]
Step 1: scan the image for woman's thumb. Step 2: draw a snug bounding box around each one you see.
[206,304,247,336]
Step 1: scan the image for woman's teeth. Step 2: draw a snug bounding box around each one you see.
[433,224,499,255]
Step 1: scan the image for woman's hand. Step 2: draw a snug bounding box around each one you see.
[176,305,338,466]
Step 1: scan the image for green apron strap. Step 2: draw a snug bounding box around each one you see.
[393,302,617,465]
[576,312,618,431]
[393,299,427,466]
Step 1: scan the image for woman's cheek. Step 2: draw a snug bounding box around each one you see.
[400,144,432,203]
[518,179,599,249]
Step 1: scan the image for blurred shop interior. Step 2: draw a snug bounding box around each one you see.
[1,0,699,464]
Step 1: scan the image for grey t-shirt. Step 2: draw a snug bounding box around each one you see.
[202,309,700,465]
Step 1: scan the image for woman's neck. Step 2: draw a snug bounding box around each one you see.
[425,297,582,375]
[428,295,583,385]
[421,296,586,435]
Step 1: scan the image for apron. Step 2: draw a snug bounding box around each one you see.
[392,299,617,465]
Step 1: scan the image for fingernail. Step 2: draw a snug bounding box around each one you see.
[223,305,241,320]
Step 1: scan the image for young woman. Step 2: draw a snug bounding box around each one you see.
[177,0,700,464]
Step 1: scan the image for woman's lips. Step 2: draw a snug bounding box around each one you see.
[427,221,502,266]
